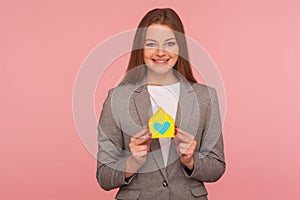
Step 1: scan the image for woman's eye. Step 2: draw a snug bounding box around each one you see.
[145,43,156,47]
[166,41,176,47]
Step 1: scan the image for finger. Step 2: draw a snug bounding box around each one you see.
[178,148,194,157]
[174,134,179,144]
[177,140,195,152]
[176,133,191,143]
[179,147,195,156]
[132,151,147,158]
[133,128,150,139]
[178,142,192,149]
[177,128,194,139]
[144,137,152,151]
[176,143,186,155]
[134,145,148,152]
[178,147,188,155]
[135,134,151,145]
[145,135,152,144]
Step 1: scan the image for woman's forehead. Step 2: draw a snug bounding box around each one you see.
[145,25,176,41]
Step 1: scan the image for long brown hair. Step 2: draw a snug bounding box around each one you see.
[119,8,197,85]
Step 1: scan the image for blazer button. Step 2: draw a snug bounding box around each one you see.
[162,180,168,187]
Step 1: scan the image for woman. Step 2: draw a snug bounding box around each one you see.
[96,8,225,200]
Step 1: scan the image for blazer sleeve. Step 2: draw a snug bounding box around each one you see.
[96,89,132,191]
[182,88,226,182]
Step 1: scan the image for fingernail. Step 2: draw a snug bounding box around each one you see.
[148,133,152,137]
[174,129,177,135]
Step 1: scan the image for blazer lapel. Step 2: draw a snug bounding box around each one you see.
[166,78,198,176]
[132,82,168,181]
[132,84,151,128]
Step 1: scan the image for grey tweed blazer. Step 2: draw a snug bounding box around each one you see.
[96,77,225,200]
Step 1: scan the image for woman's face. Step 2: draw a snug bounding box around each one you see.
[143,24,179,75]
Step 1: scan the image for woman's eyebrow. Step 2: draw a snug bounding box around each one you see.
[145,37,176,42]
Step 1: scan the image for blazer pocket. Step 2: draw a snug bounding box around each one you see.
[190,185,208,197]
[116,188,141,200]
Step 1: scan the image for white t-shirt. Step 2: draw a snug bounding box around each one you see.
[147,82,180,167]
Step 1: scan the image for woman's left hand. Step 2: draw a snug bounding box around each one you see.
[174,128,197,171]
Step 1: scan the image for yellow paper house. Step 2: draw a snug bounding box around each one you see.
[148,107,174,138]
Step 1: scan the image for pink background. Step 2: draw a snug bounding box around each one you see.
[1,0,300,199]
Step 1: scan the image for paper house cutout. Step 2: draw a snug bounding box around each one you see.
[148,107,175,138]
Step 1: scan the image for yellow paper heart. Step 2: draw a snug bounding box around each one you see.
[148,107,174,138]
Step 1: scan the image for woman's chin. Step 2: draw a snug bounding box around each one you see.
[148,64,173,75]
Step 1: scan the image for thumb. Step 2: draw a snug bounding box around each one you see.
[145,135,152,151]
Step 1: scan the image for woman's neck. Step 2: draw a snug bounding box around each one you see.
[146,70,179,86]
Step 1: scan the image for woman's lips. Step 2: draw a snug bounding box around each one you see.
[152,59,169,65]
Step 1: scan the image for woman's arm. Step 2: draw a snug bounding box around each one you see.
[182,88,226,182]
[96,88,153,190]
[96,89,131,191]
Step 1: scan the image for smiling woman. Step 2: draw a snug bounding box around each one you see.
[96,8,225,200]
[118,8,197,85]
[143,24,179,85]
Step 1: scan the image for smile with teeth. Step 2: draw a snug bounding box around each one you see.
[152,59,170,65]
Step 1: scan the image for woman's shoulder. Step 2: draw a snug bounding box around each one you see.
[186,82,218,104]
[105,83,139,99]
[108,83,137,93]
[190,82,216,94]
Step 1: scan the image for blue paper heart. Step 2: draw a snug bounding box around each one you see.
[153,122,170,135]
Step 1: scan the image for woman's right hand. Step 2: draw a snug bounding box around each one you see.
[125,127,152,178]
[129,127,152,165]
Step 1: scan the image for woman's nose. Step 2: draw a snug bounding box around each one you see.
[156,47,166,56]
